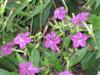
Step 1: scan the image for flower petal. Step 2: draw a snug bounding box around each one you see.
[19,41,26,49]
[24,32,30,37]
[24,37,32,43]
[50,43,58,51]
[82,34,89,40]
[73,41,80,48]
[71,16,80,25]
[14,35,21,44]
[54,6,67,20]
[59,70,73,75]
[71,35,78,41]
[53,37,61,44]
[51,31,56,38]
[44,40,51,48]
[76,32,82,38]
[79,40,86,47]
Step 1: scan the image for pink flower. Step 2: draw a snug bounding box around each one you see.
[71,12,89,25]
[0,42,14,57]
[59,70,73,75]
[71,32,89,48]
[14,32,32,49]
[19,62,39,75]
[44,31,61,52]
[54,6,68,20]
[97,71,100,75]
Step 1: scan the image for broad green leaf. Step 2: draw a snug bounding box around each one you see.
[43,51,62,71]
[81,51,97,70]
[83,58,100,75]
[0,55,18,71]
[68,48,87,69]
[0,69,18,75]
[15,53,26,63]
[8,72,18,75]
[95,0,100,8]
[30,48,40,67]
[0,69,9,75]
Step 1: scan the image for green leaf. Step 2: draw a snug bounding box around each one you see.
[8,72,18,75]
[30,48,40,67]
[83,58,100,75]
[62,37,71,49]
[90,15,100,58]
[15,53,26,63]
[95,0,100,8]
[0,55,18,71]
[81,51,97,70]
[7,0,31,24]
[0,4,4,15]
[0,69,18,75]
[68,48,87,69]
[54,60,62,71]
[26,0,51,21]
[0,69,9,75]
[31,0,52,33]
[43,51,62,71]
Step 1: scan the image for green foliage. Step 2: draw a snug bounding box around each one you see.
[43,50,62,72]
[62,37,71,49]
[0,0,100,75]
[29,48,40,67]
[0,55,18,72]
[95,0,100,8]
[0,0,52,33]
[89,15,100,58]
[15,52,26,63]
[81,51,97,70]
[0,69,18,75]
[68,48,87,70]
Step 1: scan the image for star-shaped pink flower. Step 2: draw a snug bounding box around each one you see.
[19,62,39,75]
[97,71,100,75]
[71,32,89,48]
[14,32,32,49]
[59,70,73,75]
[54,6,68,20]
[44,31,61,52]
[71,12,89,25]
[0,42,14,57]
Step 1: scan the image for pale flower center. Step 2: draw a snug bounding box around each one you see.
[50,40,53,44]
[19,38,23,42]
[78,37,82,43]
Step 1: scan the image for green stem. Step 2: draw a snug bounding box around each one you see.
[13,49,25,53]
[61,0,68,9]
[82,21,90,33]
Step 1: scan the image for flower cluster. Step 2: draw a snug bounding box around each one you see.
[0,5,91,75]
[0,32,31,57]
